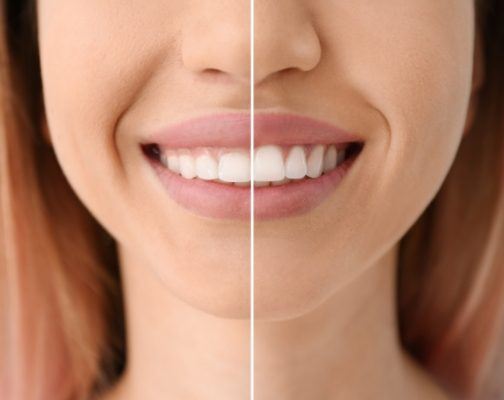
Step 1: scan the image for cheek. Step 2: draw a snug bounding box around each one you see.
[37,2,182,239]
[252,1,476,318]
[37,3,253,317]
[349,2,474,169]
[322,0,475,239]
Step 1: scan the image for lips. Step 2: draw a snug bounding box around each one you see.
[140,112,364,219]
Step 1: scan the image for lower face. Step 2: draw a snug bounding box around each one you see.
[37,0,476,318]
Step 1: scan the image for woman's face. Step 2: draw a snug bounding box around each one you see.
[37,0,479,318]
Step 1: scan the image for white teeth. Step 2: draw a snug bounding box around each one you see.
[195,153,218,180]
[179,151,197,179]
[218,151,250,182]
[168,157,180,173]
[159,143,350,184]
[323,145,337,172]
[306,145,325,178]
[161,151,180,173]
[254,145,285,182]
[285,146,307,179]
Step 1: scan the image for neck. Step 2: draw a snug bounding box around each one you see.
[108,244,439,400]
[254,245,408,399]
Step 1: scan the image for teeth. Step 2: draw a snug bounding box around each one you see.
[195,153,218,180]
[285,146,307,179]
[158,143,351,184]
[167,152,180,173]
[179,151,196,179]
[323,145,337,172]
[306,145,324,178]
[218,151,250,182]
[254,145,285,182]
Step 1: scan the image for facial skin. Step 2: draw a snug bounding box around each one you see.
[37,1,482,399]
[254,0,479,318]
[38,0,478,326]
[37,0,252,317]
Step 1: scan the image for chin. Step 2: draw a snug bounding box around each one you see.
[253,292,330,321]
[181,294,324,321]
[184,296,252,319]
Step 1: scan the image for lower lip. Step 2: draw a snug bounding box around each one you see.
[143,144,363,220]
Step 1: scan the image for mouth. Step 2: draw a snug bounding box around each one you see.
[140,112,365,220]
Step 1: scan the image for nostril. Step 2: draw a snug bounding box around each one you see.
[203,68,222,75]
[198,68,239,84]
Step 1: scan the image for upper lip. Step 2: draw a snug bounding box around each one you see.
[144,111,364,148]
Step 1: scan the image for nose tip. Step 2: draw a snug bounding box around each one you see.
[182,17,251,85]
[253,23,321,85]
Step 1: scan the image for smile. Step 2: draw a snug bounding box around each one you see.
[140,112,364,219]
[144,142,358,186]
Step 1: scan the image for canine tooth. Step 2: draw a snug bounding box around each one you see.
[195,153,218,180]
[254,145,285,182]
[306,145,325,178]
[337,148,346,165]
[179,151,196,179]
[323,145,337,172]
[218,152,250,182]
[285,146,307,179]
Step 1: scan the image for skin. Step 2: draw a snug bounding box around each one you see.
[36,0,483,398]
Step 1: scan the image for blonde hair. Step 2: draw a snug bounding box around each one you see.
[398,1,504,398]
[0,1,123,399]
[0,0,502,399]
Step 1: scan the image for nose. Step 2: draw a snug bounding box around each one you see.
[181,3,251,85]
[254,1,321,85]
[181,1,321,87]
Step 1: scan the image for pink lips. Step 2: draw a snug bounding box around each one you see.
[141,112,364,220]
[147,112,362,148]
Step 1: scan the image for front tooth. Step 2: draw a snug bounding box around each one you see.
[167,152,180,173]
[179,151,196,179]
[254,145,285,182]
[195,153,218,180]
[218,151,250,182]
[323,145,337,172]
[285,146,307,179]
[306,145,325,178]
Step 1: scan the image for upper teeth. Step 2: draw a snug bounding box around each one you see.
[158,144,347,185]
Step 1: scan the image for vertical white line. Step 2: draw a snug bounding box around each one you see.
[249,0,255,397]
